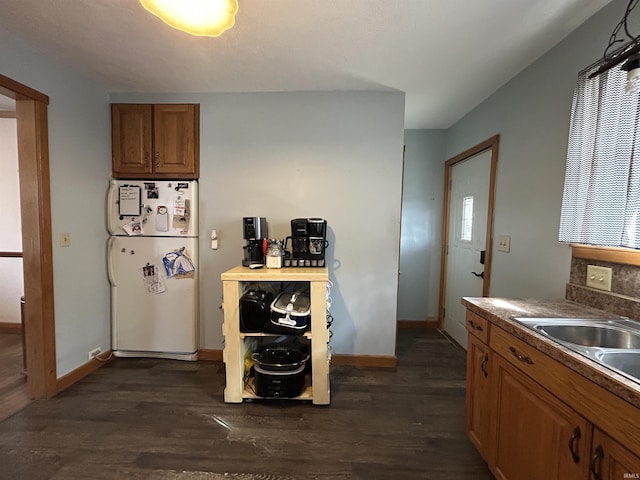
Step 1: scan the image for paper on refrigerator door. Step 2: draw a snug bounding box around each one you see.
[119,186,142,216]
[162,248,195,279]
[122,220,143,236]
[142,263,166,294]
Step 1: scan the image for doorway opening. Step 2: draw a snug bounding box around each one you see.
[0,100,28,419]
[0,73,57,416]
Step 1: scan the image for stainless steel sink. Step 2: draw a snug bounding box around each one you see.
[512,317,640,385]
[535,324,640,349]
[596,351,640,380]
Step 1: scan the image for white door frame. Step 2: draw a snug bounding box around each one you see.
[438,135,499,330]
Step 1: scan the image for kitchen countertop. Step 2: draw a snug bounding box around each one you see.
[461,297,640,409]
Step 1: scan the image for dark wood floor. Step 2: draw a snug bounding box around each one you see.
[0,329,493,479]
[0,332,29,423]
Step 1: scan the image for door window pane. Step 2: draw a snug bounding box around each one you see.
[461,195,474,242]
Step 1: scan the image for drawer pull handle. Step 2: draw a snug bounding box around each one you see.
[509,346,534,365]
[589,445,603,480]
[481,353,489,378]
[469,320,484,332]
[568,426,581,464]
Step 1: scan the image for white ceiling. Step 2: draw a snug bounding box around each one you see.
[0,0,613,127]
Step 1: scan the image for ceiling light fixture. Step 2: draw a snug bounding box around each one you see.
[139,0,239,37]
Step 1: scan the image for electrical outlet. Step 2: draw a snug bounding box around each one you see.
[88,348,101,360]
[586,265,612,292]
[497,235,511,253]
[59,232,71,247]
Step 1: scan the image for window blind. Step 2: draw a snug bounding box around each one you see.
[559,63,640,249]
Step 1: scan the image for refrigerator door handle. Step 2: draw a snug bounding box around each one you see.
[106,179,117,235]
[107,236,116,286]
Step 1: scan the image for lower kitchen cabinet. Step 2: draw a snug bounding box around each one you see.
[590,428,640,480]
[464,305,640,480]
[491,353,589,480]
[466,330,492,461]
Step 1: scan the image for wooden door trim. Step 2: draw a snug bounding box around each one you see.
[0,72,49,104]
[1,73,57,398]
[438,135,499,329]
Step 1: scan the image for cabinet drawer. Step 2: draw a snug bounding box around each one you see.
[490,326,553,384]
[466,310,489,343]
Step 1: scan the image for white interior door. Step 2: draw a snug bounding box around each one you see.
[443,149,492,348]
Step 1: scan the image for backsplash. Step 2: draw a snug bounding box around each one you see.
[567,257,640,320]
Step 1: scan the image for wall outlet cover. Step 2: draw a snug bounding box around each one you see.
[88,348,101,360]
[586,265,612,292]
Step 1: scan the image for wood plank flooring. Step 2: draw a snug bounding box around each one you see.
[0,329,493,479]
[0,332,29,423]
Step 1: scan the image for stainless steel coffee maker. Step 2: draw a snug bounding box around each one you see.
[242,217,268,267]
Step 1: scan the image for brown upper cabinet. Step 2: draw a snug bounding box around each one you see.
[111,103,200,179]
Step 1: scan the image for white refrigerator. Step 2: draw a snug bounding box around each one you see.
[107,179,198,360]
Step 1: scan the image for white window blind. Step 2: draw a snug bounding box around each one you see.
[559,63,640,249]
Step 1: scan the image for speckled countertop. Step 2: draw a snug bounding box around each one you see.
[461,297,640,409]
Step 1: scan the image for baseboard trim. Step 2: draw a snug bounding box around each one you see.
[331,354,397,368]
[56,350,113,393]
[0,322,21,334]
[397,319,439,329]
[198,349,223,361]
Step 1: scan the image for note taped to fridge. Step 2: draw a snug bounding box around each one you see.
[142,263,166,294]
[119,186,142,216]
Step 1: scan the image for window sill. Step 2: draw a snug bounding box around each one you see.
[571,244,640,267]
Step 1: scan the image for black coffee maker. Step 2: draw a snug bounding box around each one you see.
[242,217,268,266]
[284,218,328,267]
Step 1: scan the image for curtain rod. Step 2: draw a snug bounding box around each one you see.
[588,41,640,78]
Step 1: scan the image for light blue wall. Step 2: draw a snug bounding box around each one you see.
[2,0,622,367]
[2,14,405,370]
[111,91,406,356]
[396,0,624,321]
[1,18,405,372]
[444,0,627,300]
[0,29,112,376]
[398,130,445,321]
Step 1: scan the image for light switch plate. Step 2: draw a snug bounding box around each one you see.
[586,265,612,292]
[497,235,511,253]
[59,232,71,247]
